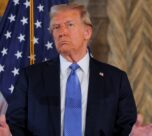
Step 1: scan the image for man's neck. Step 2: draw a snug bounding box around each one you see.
[61,50,88,63]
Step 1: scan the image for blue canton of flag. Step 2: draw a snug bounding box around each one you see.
[0,0,68,101]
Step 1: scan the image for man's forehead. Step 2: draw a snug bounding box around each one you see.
[51,9,81,23]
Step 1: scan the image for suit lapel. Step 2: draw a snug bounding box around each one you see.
[85,58,105,136]
[43,58,61,136]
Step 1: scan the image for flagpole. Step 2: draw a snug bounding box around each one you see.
[30,0,34,65]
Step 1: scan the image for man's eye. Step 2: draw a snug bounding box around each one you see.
[67,23,74,27]
[53,25,60,30]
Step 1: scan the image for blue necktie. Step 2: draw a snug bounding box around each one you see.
[64,63,82,136]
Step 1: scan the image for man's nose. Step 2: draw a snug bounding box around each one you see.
[59,25,68,37]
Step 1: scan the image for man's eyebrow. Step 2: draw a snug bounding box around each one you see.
[52,24,59,25]
[66,20,74,23]
[52,20,75,26]
[52,24,60,26]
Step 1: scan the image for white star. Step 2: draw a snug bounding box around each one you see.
[1,48,8,56]
[21,16,28,25]
[4,31,12,39]
[47,27,51,31]
[0,64,5,73]
[13,0,19,6]
[8,14,16,23]
[35,20,42,28]
[9,84,14,93]
[24,0,30,8]
[34,37,39,45]
[44,58,48,62]
[37,4,44,12]
[12,67,19,77]
[28,54,36,61]
[15,51,22,59]
[18,34,25,42]
[45,41,53,50]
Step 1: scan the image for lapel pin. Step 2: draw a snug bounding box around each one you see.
[99,72,104,77]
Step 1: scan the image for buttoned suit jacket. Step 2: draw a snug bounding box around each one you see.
[6,57,137,136]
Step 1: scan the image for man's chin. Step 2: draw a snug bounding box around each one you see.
[58,48,72,54]
[58,45,71,54]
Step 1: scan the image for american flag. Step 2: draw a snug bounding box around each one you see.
[0,0,68,101]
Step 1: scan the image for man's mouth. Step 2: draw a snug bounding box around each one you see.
[60,41,69,45]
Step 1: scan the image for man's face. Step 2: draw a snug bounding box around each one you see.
[51,9,92,56]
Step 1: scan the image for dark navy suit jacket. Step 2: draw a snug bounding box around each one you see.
[6,57,137,136]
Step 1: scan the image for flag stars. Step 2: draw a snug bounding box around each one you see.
[21,16,28,25]
[15,51,22,59]
[8,14,16,23]
[4,31,12,39]
[37,4,44,12]
[24,0,30,8]
[34,37,39,45]
[9,85,14,93]
[45,41,53,50]
[28,54,36,61]
[0,64,5,73]
[12,67,19,77]
[47,27,51,31]
[44,58,48,62]
[1,48,8,56]
[18,34,25,43]
[13,0,19,6]
[35,20,42,28]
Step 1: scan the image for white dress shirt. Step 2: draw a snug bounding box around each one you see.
[60,52,90,136]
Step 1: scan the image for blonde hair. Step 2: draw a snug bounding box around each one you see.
[49,3,93,30]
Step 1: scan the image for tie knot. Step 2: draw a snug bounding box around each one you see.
[70,63,80,72]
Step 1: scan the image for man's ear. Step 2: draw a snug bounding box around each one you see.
[84,25,93,40]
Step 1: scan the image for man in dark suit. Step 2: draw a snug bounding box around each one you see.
[0,3,137,136]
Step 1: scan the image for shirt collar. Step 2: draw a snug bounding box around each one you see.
[60,52,90,75]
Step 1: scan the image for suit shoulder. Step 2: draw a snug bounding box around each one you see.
[91,57,126,75]
[21,57,59,74]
